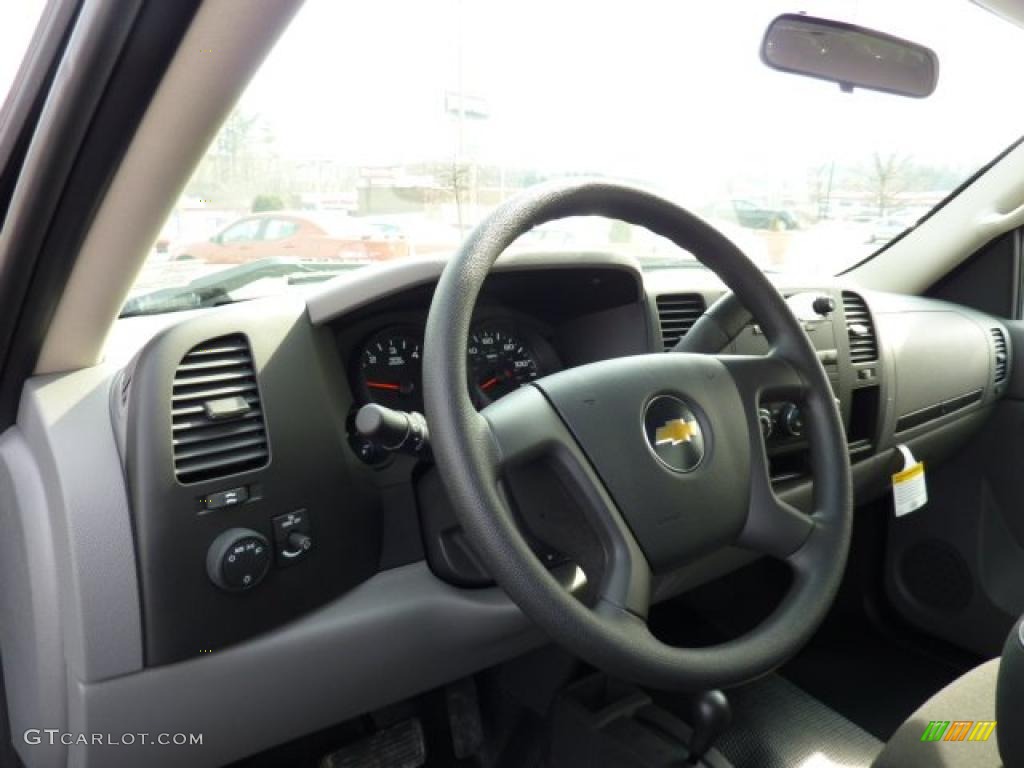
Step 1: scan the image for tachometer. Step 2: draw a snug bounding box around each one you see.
[358,328,424,411]
[468,326,540,404]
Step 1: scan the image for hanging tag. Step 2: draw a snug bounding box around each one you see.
[892,444,927,517]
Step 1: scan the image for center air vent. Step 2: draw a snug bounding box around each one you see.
[991,327,1008,383]
[172,334,269,484]
[656,293,706,351]
[842,291,878,363]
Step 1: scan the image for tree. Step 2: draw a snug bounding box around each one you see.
[214,110,274,182]
[252,194,284,212]
[187,108,279,206]
[435,161,472,232]
[860,152,914,218]
[808,162,835,220]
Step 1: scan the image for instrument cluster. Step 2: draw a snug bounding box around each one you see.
[353,318,560,412]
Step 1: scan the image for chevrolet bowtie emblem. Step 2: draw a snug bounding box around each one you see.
[644,396,706,473]
[655,418,698,446]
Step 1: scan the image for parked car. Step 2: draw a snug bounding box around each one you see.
[732,199,800,230]
[171,211,410,263]
[357,214,464,255]
[707,200,799,231]
[868,215,915,244]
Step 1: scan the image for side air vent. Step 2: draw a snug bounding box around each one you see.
[172,334,269,484]
[992,328,1008,383]
[842,291,878,363]
[656,293,706,351]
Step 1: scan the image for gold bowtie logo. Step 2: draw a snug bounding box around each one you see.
[655,418,698,446]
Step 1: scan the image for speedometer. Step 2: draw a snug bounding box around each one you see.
[358,328,424,411]
[468,326,540,404]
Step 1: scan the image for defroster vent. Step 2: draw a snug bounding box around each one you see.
[656,293,706,351]
[842,291,878,363]
[172,335,269,483]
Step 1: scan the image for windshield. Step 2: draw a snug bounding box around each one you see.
[0,2,48,115]
[124,0,1024,316]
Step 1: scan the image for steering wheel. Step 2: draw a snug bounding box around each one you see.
[423,180,852,691]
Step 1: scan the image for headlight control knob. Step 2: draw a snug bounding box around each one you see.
[207,528,271,592]
[758,408,773,438]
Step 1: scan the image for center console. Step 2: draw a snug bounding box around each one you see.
[727,288,882,483]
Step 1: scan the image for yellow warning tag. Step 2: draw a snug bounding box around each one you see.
[892,462,924,484]
[892,445,927,517]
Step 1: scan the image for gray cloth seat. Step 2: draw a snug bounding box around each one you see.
[873,659,1002,768]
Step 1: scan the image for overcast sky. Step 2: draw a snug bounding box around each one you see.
[3,0,1024,204]
[236,0,1024,201]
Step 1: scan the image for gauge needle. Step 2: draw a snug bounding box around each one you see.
[366,381,402,391]
[480,376,499,391]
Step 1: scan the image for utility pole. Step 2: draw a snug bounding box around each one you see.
[455,0,466,234]
[824,160,835,219]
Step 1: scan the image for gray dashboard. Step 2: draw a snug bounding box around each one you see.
[0,252,1010,767]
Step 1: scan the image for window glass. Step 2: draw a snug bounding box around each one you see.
[219,218,261,243]
[263,219,298,240]
[122,0,1024,316]
[0,1,47,109]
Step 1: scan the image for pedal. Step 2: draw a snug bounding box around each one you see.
[319,719,426,768]
[446,677,484,759]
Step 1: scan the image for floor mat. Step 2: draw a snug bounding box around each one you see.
[780,618,970,740]
[710,675,883,768]
[651,549,976,743]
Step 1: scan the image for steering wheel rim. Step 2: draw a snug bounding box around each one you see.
[423,179,852,691]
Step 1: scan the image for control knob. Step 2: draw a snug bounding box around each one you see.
[207,528,271,592]
[780,403,804,437]
[812,295,836,317]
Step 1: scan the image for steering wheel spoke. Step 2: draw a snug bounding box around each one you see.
[481,385,653,619]
[717,351,807,404]
[740,486,816,559]
[715,353,819,559]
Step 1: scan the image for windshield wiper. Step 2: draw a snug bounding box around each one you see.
[119,257,365,317]
[639,257,783,274]
[638,258,707,270]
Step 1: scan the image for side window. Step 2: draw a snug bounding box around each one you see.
[219,218,262,243]
[263,219,299,241]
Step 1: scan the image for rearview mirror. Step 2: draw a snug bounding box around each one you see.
[761,14,939,98]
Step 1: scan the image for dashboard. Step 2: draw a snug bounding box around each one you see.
[3,250,1013,768]
[106,254,1011,663]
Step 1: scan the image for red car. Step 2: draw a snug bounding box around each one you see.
[172,212,410,263]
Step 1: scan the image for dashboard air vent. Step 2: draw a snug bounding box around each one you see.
[656,293,706,351]
[842,291,878,363]
[172,334,268,484]
[992,328,1008,383]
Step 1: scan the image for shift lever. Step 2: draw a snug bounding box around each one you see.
[687,690,731,765]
